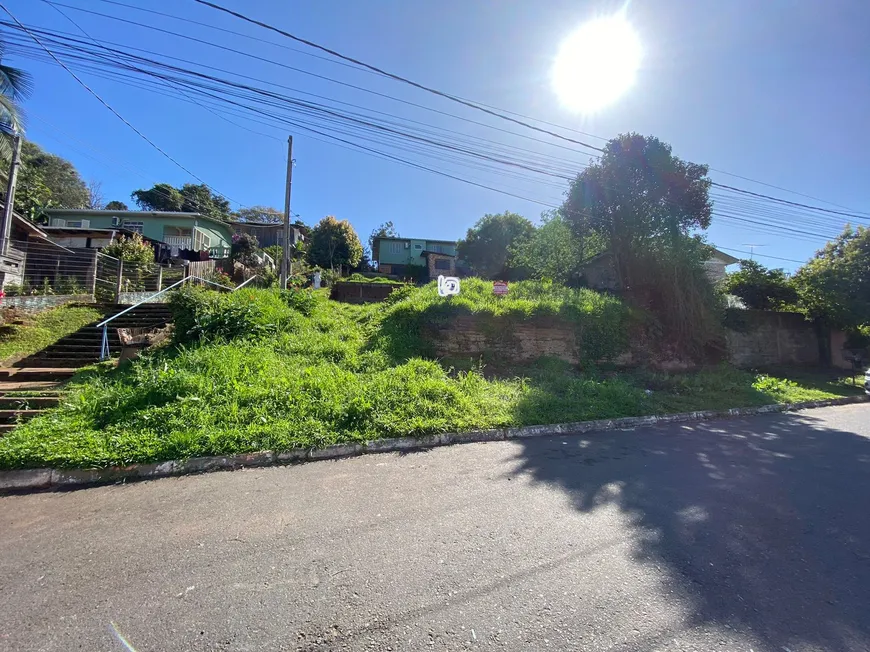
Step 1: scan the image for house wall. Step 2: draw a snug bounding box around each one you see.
[195,221,232,254]
[377,239,412,266]
[426,253,455,278]
[45,211,232,253]
[375,238,456,266]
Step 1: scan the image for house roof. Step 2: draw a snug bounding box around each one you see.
[709,248,740,265]
[373,236,456,245]
[580,247,739,266]
[420,250,456,258]
[42,209,232,229]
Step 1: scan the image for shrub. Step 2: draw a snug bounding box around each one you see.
[167,286,294,343]
[103,232,154,264]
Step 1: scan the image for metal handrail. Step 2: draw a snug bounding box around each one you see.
[232,275,259,291]
[97,274,238,360]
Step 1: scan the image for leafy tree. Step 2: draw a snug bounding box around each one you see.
[721,260,798,310]
[233,205,283,223]
[230,232,260,267]
[306,216,363,272]
[132,183,231,220]
[793,225,870,328]
[102,232,153,263]
[0,40,32,159]
[457,211,534,279]
[14,167,51,219]
[104,200,129,211]
[369,220,399,261]
[131,183,182,212]
[510,211,602,284]
[17,141,89,213]
[562,133,712,289]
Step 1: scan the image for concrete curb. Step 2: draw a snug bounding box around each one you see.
[1,394,867,493]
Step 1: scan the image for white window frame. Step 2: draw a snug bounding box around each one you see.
[122,221,144,234]
[388,241,402,254]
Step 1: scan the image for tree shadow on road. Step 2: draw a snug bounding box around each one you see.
[513,409,870,651]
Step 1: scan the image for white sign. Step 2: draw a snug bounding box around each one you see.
[437,275,461,297]
[493,281,508,295]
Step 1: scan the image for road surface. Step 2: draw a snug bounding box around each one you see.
[2,404,869,651]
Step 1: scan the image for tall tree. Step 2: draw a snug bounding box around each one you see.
[104,200,129,211]
[561,133,712,289]
[16,141,89,216]
[306,216,363,272]
[86,179,105,210]
[793,225,870,328]
[509,211,598,284]
[457,211,534,279]
[368,220,399,262]
[233,205,283,223]
[0,39,32,159]
[132,182,231,220]
[721,260,798,310]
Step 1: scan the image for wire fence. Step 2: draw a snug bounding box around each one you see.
[3,239,187,302]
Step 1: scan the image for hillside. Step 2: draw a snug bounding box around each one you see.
[0,283,860,470]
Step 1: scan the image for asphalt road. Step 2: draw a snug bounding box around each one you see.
[2,405,869,652]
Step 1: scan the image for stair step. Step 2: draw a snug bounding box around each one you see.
[0,381,64,392]
[0,409,46,424]
[14,357,98,368]
[0,396,60,408]
[0,423,16,435]
[0,368,78,381]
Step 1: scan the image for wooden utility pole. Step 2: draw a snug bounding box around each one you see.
[280,136,294,289]
[0,133,22,256]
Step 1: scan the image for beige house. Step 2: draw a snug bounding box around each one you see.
[580,247,739,291]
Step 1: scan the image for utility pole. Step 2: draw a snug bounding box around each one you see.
[280,136,293,289]
[0,133,22,257]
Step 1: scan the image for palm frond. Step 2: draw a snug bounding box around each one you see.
[0,63,33,100]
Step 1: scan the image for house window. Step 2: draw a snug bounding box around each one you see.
[413,244,423,250]
[388,241,402,254]
[434,258,451,270]
[123,221,144,234]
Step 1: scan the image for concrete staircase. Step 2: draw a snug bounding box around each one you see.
[0,303,173,433]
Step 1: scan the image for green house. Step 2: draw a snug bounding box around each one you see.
[372,236,457,278]
[42,209,233,258]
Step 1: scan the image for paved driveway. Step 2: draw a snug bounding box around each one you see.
[1,405,869,651]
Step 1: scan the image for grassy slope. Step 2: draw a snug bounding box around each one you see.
[0,285,861,470]
[0,305,104,364]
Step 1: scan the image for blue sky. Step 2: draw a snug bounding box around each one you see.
[5,0,869,271]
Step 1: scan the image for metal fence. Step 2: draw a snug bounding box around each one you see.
[4,239,187,303]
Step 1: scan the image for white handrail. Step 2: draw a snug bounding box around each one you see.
[232,275,259,291]
[97,274,245,360]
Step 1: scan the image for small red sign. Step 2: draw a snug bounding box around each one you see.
[493,281,509,296]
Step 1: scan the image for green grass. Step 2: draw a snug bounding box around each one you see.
[0,304,104,364]
[0,286,861,470]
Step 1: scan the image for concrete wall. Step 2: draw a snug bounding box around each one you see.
[0,294,93,310]
[330,282,404,304]
[421,310,852,371]
[425,315,581,364]
[725,310,850,369]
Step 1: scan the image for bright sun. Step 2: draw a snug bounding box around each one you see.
[551,15,642,114]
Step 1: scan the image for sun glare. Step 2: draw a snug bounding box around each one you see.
[551,15,642,114]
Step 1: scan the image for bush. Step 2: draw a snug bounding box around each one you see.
[167,286,294,343]
[103,232,154,264]
[721,260,798,310]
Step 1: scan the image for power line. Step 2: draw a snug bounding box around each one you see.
[0,3,241,208]
[193,0,606,153]
[7,13,856,251]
